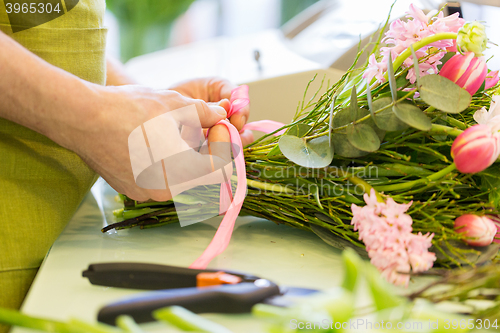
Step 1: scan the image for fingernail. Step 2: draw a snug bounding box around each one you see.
[213,106,227,117]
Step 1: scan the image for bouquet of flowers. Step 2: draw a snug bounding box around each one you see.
[108,4,500,286]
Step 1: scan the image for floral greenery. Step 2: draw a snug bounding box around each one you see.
[109,5,500,269]
[106,0,196,60]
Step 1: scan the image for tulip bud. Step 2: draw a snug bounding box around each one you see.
[451,124,500,173]
[487,215,500,244]
[439,52,488,95]
[485,70,499,90]
[457,21,488,57]
[454,214,497,247]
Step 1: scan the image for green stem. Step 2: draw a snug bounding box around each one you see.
[374,163,457,192]
[347,176,384,202]
[244,178,296,195]
[153,306,232,333]
[428,124,463,137]
[390,32,457,76]
[446,116,468,130]
[0,308,72,333]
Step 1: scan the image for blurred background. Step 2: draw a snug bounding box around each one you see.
[104,0,500,87]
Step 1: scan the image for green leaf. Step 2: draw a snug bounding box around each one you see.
[286,123,312,137]
[418,75,472,113]
[154,306,233,333]
[332,107,385,158]
[387,52,398,102]
[410,45,421,86]
[328,99,335,144]
[341,249,362,292]
[279,135,334,168]
[392,103,432,131]
[349,86,358,122]
[347,123,380,152]
[116,316,145,333]
[266,145,282,157]
[437,52,455,71]
[480,165,500,209]
[372,97,409,131]
[365,264,406,311]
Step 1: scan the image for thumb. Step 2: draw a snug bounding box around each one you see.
[188,97,227,128]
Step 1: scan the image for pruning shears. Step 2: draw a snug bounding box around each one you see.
[83,263,318,325]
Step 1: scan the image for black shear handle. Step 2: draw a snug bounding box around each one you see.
[98,280,280,325]
[83,262,260,290]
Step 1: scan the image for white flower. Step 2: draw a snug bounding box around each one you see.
[474,95,500,132]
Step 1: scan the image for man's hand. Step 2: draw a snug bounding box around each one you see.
[72,85,235,202]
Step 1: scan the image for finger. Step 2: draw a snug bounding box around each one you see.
[239,129,255,147]
[208,77,238,101]
[229,102,250,132]
[202,124,232,170]
[148,188,173,202]
[161,124,232,193]
[172,96,227,128]
[189,98,227,128]
[181,125,203,150]
[216,99,231,113]
[206,124,233,180]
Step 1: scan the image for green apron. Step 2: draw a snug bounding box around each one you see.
[0,1,106,330]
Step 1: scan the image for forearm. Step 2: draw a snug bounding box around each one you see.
[0,31,101,149]
[106,56,136,86]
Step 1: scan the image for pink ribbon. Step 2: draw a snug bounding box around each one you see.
[189,119,247,269]
[189,85,284,268]
[242,120,286,136]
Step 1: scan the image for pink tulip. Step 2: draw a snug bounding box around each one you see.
[451,124,500,173]
[485,70,499,90]
[439,52,488,95]
[487,215,500,244]
[454,214,497,247]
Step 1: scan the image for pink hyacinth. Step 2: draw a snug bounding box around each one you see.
[364,4,465,84]
[351,189,436,286]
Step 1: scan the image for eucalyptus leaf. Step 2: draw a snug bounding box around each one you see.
[372,97,409,131]
[332,108,385,158]
[418,75,471,113]
[392,103,432,131]
[347,123,380,152]
[279,135,334,168]
[387,52,398,102]
[286,123,313,137]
